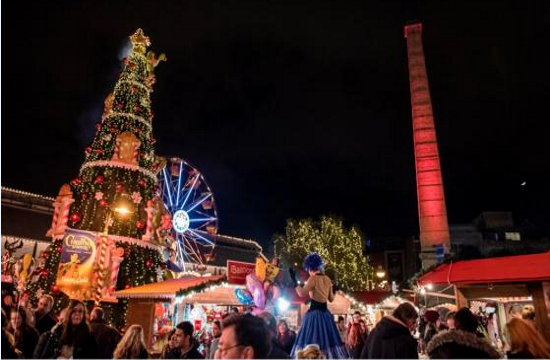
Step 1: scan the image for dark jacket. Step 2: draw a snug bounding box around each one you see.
[277,330,296,355]
[34,312,57,335]
[33,329,53,359]
[362,316,418,359]
[164,342,204,359]
[2,329,19,359]
[90,318,122,359]
[42,322,98,359]
[13,325,39,359]
[427,330,501,359]
[267,338,289,359]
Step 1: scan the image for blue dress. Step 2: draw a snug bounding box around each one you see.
[291,300,349,359]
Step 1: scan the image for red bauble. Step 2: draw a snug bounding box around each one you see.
[56,245,63,253]
[138,179,146,187]
[70,178,82,186]
[51,285,60,293]
[115,183,124,192]
[96,175,104,184]
[125,284,131,289]
[117,102,124,110]
[96,148,103,155]
[99,199,108,207]
[136,220,145,229]
[134,106,142,113]
[41,270,49,278]
[95,123,102,131]
[70,213,81,223]
[85,146,92,154]
[81,192,88,200]
[145,259,153,268]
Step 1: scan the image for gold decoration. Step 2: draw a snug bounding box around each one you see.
[103,92,114,116]
[130,28,150,55]
[112,132,141,165]
[146,51,167,74]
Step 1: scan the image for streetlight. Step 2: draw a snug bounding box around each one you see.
[375,265,386,279]
[103,193,135,234]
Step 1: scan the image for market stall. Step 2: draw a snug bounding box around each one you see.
[418,251,550,342]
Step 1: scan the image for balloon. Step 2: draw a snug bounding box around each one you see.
[235,288,254,306]
[246,273,266,310]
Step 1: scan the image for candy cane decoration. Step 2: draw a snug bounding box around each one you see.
[94,235,108,303]
[57,197,75,237]
[109,247,125,293]
[141,200,154,242]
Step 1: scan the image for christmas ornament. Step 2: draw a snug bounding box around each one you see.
[116,183,124,192]
[99,199,108,208]
[134,105,142,113]
[96,148,103,155]
[136,219,145,229]
[95,123,102,131]
[145,258,153,268]
[132,191,143,204]
[41,270,49,278]
[138,179,146,187]
[70,213,81,223]
[81,192,88,200]
[95,192,104,201]
[56,245,63,254]
[96,175,104,184]
[51,285,60,294]
[70,178,82,186]
[85,146,92,154]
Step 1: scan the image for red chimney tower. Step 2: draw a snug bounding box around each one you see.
[404,22,450,269]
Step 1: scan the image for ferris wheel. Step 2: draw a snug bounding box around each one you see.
[158,157,218,268]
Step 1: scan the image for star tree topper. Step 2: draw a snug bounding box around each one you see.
[130,28,151,55]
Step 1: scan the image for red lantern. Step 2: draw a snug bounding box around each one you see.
[136,220,145,229]
[99,199,108,207]
[70,213,81,223]
[96,175,104,184]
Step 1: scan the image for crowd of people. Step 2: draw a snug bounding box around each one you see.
[2,250,550,359]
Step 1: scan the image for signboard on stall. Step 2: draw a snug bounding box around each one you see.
[226,260,255,285]
[55,229,97,300]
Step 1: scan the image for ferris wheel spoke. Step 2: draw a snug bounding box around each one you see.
[162,168,174,208]
[185,193,212,213]
[175,160,184,206]
[180,175,200,209]
[188,229,215,246]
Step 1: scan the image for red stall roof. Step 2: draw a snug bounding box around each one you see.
[418,251,550,286]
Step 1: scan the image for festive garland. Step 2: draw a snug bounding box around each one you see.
[80,160,157,181]
[175,277,227,298]
[119,80,151,94]
[101,112,152,129]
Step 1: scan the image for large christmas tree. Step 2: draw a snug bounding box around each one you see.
[29,29,166,320]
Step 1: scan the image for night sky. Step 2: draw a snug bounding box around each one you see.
[3,1,549,248]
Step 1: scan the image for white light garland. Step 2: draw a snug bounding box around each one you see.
[120,80,151,94]
[101,112,152,130]
[1,186,55,201]
[80,160,157,181]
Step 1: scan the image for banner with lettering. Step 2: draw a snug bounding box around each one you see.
[226,260,255,285]
[55,228,97,299]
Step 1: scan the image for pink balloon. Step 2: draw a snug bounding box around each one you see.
[246,273,266,310]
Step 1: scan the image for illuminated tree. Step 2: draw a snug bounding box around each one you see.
[274,216,378,291]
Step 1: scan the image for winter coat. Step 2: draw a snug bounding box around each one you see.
[164,342,204,359]
[362,316,418,359]
[42,322,98,359]
[13,325,39,359]
[34,312,57,335]
[267,338,289,359]
[277,330,296,355]
[34,329,54,359]
[426,329,501,359]
[90,319,122,358]
[506,350,535,359]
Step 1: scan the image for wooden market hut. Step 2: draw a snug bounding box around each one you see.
[417,251,550,341]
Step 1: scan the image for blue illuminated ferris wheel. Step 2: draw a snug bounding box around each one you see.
[158,157,218,268]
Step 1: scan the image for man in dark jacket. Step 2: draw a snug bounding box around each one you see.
[362,302,419,359]
[90,307,122,359]
[258,312,290,359]
[427,307,500,359]
[34,295,56,334]
[164,321,204,359]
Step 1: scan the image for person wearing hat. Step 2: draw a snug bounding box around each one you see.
[289,252,348,359]
[427,307,501,359]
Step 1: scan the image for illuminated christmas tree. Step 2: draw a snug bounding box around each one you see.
[29,29,166,318]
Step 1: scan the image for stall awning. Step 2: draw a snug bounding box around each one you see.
[112,275,223,299]
[418,251,550,286]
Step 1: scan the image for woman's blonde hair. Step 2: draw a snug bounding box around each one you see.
[113,324,148,359]
[296,344,326,359]
[506,318,550,359]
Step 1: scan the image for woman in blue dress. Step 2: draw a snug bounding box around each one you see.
[290,252,348,359]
